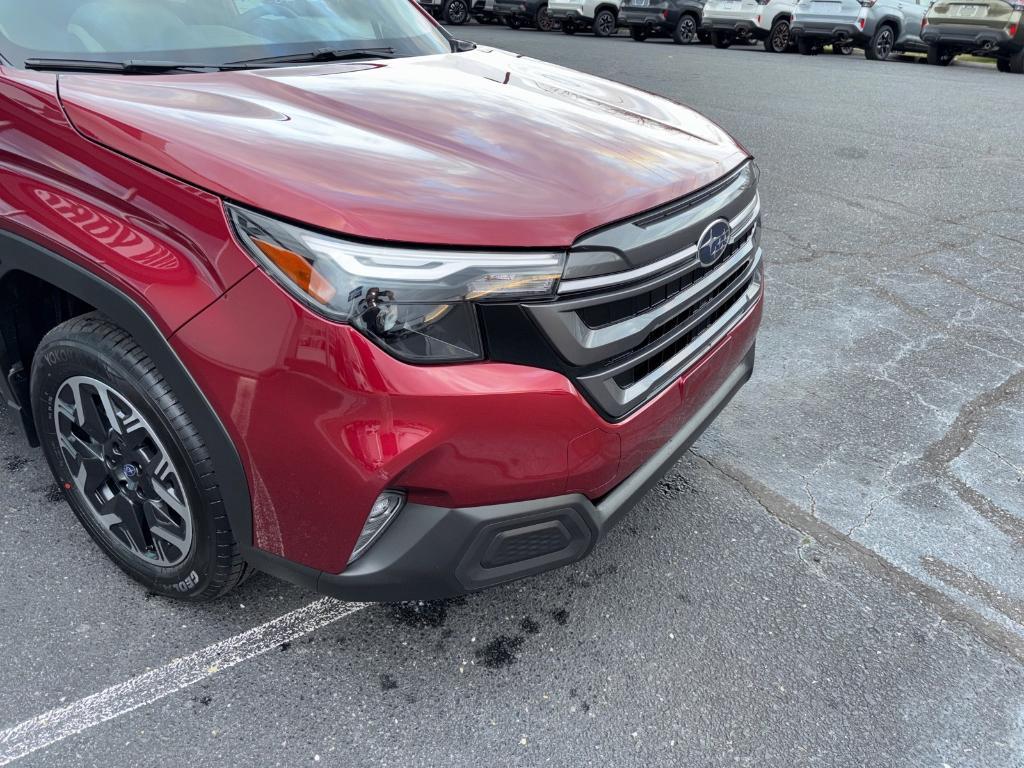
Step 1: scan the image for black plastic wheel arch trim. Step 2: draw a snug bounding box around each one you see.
[0,228,254,552]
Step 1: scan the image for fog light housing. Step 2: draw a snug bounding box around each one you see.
[348,492,405,564]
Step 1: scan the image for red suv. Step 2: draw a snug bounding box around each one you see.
[0,0,763,602]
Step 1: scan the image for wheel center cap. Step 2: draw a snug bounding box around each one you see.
[120,462,142,491]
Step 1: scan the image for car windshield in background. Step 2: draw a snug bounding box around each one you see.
[0,0,451,70]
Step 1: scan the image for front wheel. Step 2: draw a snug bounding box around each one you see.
[536,4,555,31]
[926,43,954,65]
[442,0,471,25]
[764,18,791,52]
[711,30,733,48]
[831,41,854,55]
[673,14,700,44]
[593,8,617,36]
[561,20,576,34]
[32,314,249,601]
[865,24,895,60]
[507,14,523,28]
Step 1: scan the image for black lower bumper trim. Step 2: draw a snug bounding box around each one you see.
[791,22,863,43]
[922,27,1017,52]
[702,20,763,38]
[262,344,756,602]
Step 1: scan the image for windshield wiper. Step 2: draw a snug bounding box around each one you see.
[23,58,239,74]
[225,47,397,67]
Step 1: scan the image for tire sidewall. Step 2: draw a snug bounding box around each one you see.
[674,14,698,44]
[32,337,220,600]
[768,19,789,52]
[594,9,616,36]
[445,0,469,24]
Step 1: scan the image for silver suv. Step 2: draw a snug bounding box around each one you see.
[791,0,930,57]
[550,0,623,35]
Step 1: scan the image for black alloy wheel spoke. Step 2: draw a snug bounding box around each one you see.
[98,493,151,556]
[54,377,193,568]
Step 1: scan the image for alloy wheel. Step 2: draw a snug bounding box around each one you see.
[446,0,470,24]
[595,10,617,36]
[770,21,790,52]
[537,6,554,31]
[677,16,698,43]
[874,27,894,59]
[54,376,193,567]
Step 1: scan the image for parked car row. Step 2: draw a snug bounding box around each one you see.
[420,0,1024,72]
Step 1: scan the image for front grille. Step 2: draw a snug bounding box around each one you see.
[521,162,763,420]
[613,266,755,388]
[577,222,755,330]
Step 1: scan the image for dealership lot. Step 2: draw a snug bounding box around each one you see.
[1,26,1022,767]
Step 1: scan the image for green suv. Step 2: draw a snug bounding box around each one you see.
[922,0,1024,71]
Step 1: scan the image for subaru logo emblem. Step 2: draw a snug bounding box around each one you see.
[697,219,732,267]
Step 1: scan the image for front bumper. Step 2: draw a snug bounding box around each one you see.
[315,343,756,601]
[921,24,1018,51]
[791,19,863,42]
[175,219,763,597]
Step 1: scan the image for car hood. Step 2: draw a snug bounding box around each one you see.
[58,47,749,247]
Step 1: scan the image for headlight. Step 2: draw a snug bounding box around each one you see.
[228,205,565,363]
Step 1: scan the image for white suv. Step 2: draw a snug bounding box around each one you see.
[549,0,623,35]
[701,0,800,51]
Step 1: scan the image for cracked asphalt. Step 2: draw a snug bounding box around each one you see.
[1,27,1022,768]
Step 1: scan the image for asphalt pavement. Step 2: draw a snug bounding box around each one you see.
[1,28,1021,768]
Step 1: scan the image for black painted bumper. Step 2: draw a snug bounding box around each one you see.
[251,345,756,602]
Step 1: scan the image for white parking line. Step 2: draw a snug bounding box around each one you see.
[0,598,367,766]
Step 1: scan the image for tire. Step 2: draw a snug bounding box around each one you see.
[711,30,733,48]
[593,8,617,36]
[31,314,248,601]
[562,20,576,34]
[865,23,895,60]
[698,30,712,44]
[535,4,555,31]
[1009,49,1024,74]
[926,43,953,65]
[997,56,1010,72]
[673,13,700,44]
[442,0,471,25]
[507,15,523,28]
[630,25,649,41]
[797,37,820,55]
[831,41,854,55]
[764,17,791,52]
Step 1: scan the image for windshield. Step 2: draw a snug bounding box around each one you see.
[0,0,452,69]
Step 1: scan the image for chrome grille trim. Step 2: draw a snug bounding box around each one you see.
[529,229,758,368]
[576,251,761,417]
[558,192,760,295]
[728,195,760,241]
[523,165,762,421]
